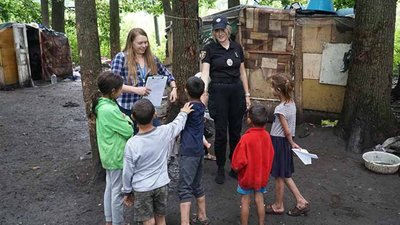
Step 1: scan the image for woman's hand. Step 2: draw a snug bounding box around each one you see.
[135,87,151,96]
[169,88,177,102]
[245,96,251,109]
[201,92,209,106]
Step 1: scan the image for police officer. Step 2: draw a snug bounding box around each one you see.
[200,15,251,184]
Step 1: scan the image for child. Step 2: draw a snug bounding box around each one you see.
[231,104,275,225]
[194,72,216,161]
[178,76,210,225]
[122,98,193,225]
[266,74,310,216]
[92,71,134,225]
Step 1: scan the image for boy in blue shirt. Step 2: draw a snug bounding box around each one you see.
[178,76,210,225]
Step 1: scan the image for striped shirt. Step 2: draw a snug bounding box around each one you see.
[111,52,175,110]
[270,101,296,137]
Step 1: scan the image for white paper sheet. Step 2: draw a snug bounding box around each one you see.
[144,76,168,107]
[292,148,318,165]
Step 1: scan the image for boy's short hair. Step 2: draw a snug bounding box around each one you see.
[186,76,205,99]
[131,99,155,125]
[248,104,268,127]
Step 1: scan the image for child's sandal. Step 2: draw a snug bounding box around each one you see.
[287,203,310,216]
[191,216,211,225]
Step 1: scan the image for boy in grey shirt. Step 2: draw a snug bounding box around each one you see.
[122,98,193,225]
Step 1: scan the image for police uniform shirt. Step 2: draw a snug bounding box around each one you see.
[201,41,244,79]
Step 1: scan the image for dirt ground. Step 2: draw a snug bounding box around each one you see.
[0,80,399,225]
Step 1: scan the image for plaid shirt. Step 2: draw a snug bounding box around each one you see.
[111,52,175,110]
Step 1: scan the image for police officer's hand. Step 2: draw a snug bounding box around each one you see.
[201,92,209,106]
[246,96,251,109]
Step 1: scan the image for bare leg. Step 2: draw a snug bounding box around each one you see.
[143,217,156,225]
[240,194,251,225]
[155,214,166,225]
[284,178,308,208]
[180,202,191,225]
[254,192,265,225]
[271,177,285,212]
[196,196,208,221]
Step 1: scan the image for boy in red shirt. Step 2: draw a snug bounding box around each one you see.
[231,104,275,225]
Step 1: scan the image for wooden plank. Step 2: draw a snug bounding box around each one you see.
[258,11,269,33]
[269,20,282,31]
[248,68,275,99]
[246,8,254,29]
[272,38,287,52]
[302,25,332,53]
[247,50,292,55]
[303,53,322,79]
[254,8,260,32]
[294,23,304,121]
[302,79,346,113]
[250,32,268,40]
[270,12,290,20]
[0,29,14,48]
[261,57,278,69]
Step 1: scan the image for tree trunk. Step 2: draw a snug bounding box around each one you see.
[75,0,104,182]
[109,0,120,59]
[166,0,199,122]
[391,66,400,101]
[162,0,172,27]
[228,0,240,8]
[40,0,49,27]
[340,0,399,153]
[51,0,65,33]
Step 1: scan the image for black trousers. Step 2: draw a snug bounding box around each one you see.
[208,80,246,167]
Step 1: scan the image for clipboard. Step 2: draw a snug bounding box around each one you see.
[292,148,318,165]
[144,75,168,107]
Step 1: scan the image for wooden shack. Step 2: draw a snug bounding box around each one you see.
[0,23,73,88]
[165,5,354,117]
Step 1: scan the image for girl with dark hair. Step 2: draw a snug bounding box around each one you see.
[266,74,310,217]
[92,71,134,225]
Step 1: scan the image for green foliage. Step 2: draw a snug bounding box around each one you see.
[0,0,41,23]
[334,0,355,9]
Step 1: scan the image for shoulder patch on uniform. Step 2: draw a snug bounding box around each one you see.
[200,51,206,60]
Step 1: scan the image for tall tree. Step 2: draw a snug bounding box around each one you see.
[51,0,65,33]
[167,0,199,121]
[40,0,49,27]
[109,0,120,59]
[75,0,103,180]
[161,0,172,27]
[340,0,399,152]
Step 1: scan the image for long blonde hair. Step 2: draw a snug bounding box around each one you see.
[123,28,157,85]
[271,74,294,103]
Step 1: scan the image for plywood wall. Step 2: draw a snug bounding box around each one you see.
[0,28,18,86]
[296,17,353,113]
[240,8,295,101]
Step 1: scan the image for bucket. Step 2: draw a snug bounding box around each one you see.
[306,0,335,13]
[362,151,400,174]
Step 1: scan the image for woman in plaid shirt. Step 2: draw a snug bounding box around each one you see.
[111,28,178,117]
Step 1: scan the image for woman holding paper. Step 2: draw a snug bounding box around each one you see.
[111,28,177,117]
[266,74,310,217]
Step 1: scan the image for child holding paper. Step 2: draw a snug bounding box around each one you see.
[266,74,310,216]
